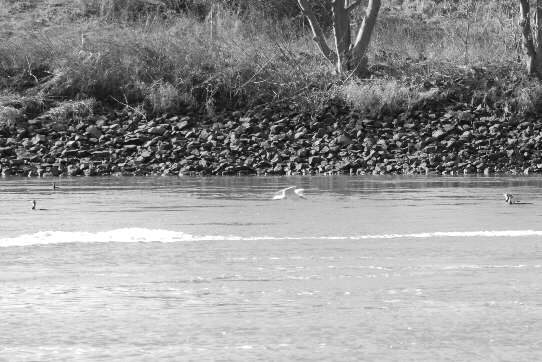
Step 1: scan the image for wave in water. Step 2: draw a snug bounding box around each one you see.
[1,228,542,247]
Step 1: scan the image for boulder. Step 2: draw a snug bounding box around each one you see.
[86,125,102,138]
[32,134,46,145]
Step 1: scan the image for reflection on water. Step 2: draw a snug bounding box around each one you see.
[1,176,542,361]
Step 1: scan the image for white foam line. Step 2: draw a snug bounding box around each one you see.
[1,228,542,247]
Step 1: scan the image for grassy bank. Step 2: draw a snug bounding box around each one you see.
[0,0,539,122]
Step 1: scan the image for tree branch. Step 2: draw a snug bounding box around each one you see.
[332,0,351,73]
[519,0,536,60]
[351,0,381,66]
[536,0,542,54]
[347,0,362,12]
[297,0,337,65]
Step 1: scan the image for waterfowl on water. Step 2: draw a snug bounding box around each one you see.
[273,186,306,200]
[31,200,47,211]
[503,193,533,205]
[52,182,57,190]
[503,193,515,204]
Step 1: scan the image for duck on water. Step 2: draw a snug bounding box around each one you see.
[503,193,533,205]
[31,200,48,211]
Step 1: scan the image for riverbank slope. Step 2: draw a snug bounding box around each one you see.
[1,1,541,176]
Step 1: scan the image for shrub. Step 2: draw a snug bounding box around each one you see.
[45,99,97,123]
[144,80,195,114]
[340,78,421,114]
[0,106,23,126]
[0,0,531,116]
[515,81,542,115]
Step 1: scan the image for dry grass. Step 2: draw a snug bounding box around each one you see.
[0,6,332,113]
[369,0,520,67]
[44,98,97,123]
[144,80,195,114]
[0,0,535,116]
[0,105,23,125]
[515,81,542,115]
[76,0,190,20]
[340,78,425,114]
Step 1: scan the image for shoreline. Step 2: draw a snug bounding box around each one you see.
[1,72,541,178]
[0,105,540,178]
[1,1,539,179]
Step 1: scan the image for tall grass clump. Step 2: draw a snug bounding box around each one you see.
[74,0,326,23]
[369,0,521,68]
[341,78,422,114]
[144,80,195,114]
[0,3,333,113]
[515,80,542,115]
[45,98,97,123]
[0,0,532,116]
[77,0,202,20]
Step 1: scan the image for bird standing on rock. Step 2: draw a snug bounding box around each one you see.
[273,186,306,200]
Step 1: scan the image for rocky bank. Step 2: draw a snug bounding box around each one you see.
[0,73,541,177]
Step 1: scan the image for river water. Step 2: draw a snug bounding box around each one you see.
[1,176,542,361]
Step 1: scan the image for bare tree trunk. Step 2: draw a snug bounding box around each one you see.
[519,0,542,78]
[297,0,381,77]
[297,0,337,65]
[536,0,542,74]
[351,0,381,75]
[332,0,351,73]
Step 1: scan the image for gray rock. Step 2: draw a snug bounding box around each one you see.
[149,125,167,135]
[67,164,80,176]
[91,151,111,160]
[32,134,46,145]
[86,126,102,138]
[337,134,352,146]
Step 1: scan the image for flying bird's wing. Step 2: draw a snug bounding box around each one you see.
[272,193,282,200]
[279,186,295,194]
[294,188,306,199]
[273,186,294,199]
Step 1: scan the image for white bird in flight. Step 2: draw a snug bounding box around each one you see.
[273,186,306,200]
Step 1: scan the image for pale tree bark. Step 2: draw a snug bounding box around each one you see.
[297,0,381,76]
[536,0,542,63]
[519,0,542,78]
[297,0,337,64]
[332,0,351,73]
[351,0,381,74]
